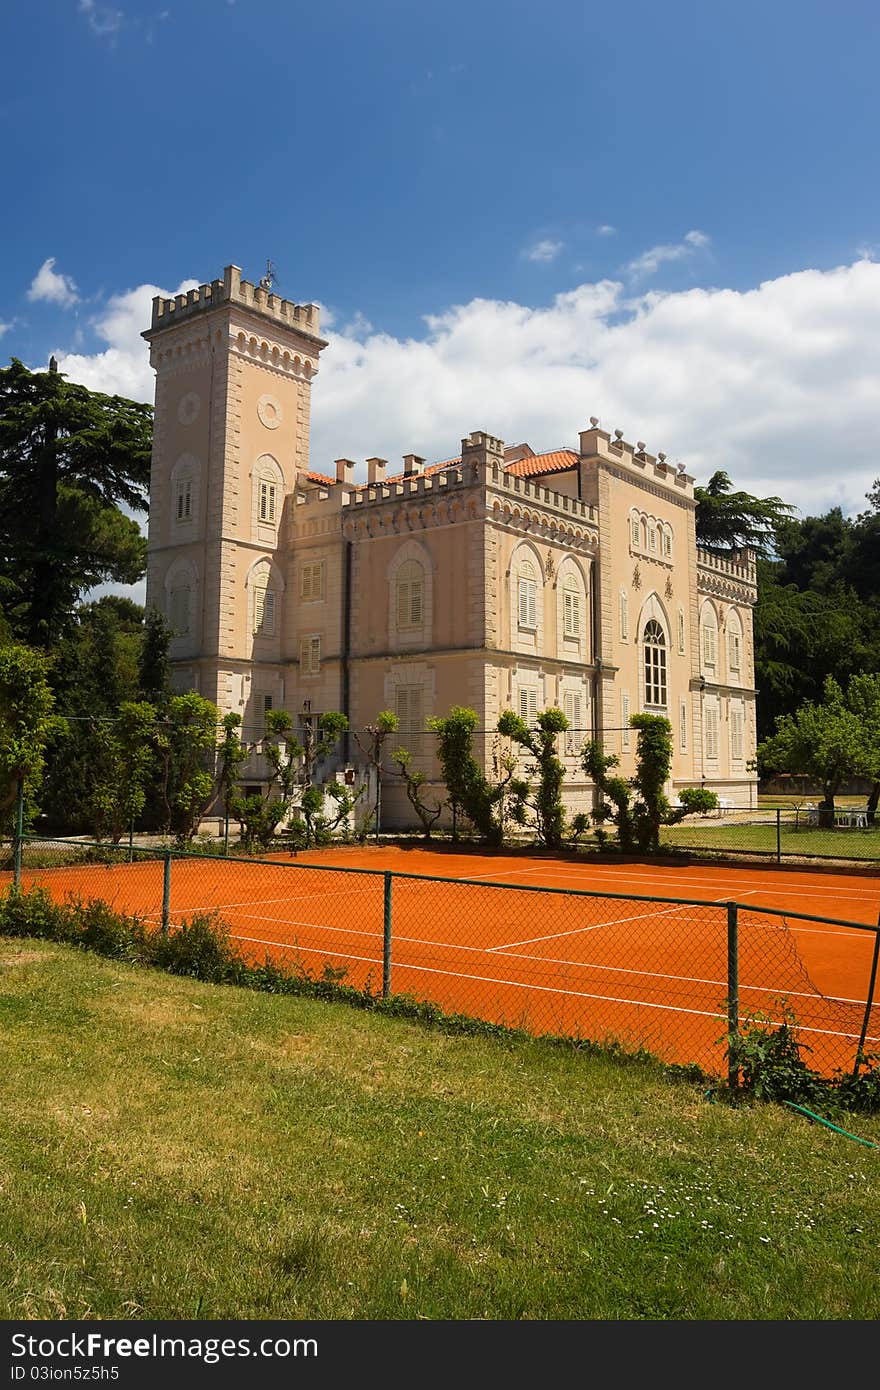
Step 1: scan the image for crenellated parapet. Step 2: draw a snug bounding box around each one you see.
[144,264,328,348]
[696,546,757,604]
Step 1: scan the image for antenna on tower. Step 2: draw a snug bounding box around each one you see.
[259,259,278,292]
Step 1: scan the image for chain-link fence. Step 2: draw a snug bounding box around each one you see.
[5,836,878,1080]
[661,805,880,866]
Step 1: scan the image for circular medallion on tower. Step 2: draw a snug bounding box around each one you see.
[177,391,201,426]
[257,393,282,430]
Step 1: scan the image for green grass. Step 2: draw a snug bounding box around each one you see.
[1,937,878,1320]
[661,821,880,861]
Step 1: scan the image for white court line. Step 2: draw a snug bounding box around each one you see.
[172,884,379,915]
[387,959,879,1044]
[484,863,880,902]
[229,932,382,971]
[488,902,692,952]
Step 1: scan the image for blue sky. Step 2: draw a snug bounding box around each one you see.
[3,0,880,517]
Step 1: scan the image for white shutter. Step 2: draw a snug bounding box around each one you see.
[518,687,530,723]
[620,591,628,640]
[622,693,630,749]
[528,688,538,726]
[731,706,743,760]
[678,610,685,653]
[397,579,411,628]
[728,632,740,670]
[703,622,716,666]
[679,699,687,751]
[564,590,580,638]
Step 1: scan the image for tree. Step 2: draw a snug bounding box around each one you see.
[138,607,172,708]
[0,643,66,833]
[88,700,156,844]
[846,673,880,824]
[153,692,220,843]
[429,706,515,847]
[496,706,568,850]
[694,471,795,554]
[352,710,400,840]
[390,748,444,839]
[757,677,864,823]
[0,359,152,647]
[583,714,717,853]
[40,596,146,831]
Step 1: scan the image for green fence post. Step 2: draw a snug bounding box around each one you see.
[161,851,172,934]
[727,902,740,1092]
[776,807,782,864]
[853,915,880,1075]
[382,872,393,998]
[12,774,24,891]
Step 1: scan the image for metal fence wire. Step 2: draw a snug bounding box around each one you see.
[661,805,880,866]
[5,837,879,1080]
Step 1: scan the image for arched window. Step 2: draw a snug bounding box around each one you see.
[252,576,276,636]
[253,455,283,538]
[396,559,424,631]
[701,605,718,670]
[562,572,581,638]
[663,525,673,559]
[170,453,199,533]
[630,513,640,548]
[518,559,537,631]
[643,619,667,708]
[168,582,191,636]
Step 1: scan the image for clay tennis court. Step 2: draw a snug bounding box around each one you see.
[11,845,880,1077]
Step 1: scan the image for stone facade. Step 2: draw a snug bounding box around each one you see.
[143,265,759,826]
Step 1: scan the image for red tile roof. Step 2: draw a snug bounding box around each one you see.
[504,449,579,477]
[306,447,580,489]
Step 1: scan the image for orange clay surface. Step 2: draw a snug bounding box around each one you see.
[10,846,880,1077]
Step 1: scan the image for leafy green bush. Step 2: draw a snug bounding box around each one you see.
[727,1009,827,1106]
[146,912,244,984]
[0,886,67,940]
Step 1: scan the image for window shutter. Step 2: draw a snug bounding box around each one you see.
[397,579,411,629]
[169,586,189,636]
[729,632,740,670]
[262,588,276,636]
[253,584,266,634]
[301,565,313,600]
[622,693,630,749]
[518,687,530,723]
[620,592,628,639]
[528,688,538,726]
[679,699,687,751]
[630,516,640,547]
[409,579,423,626]
[678,610,685,653]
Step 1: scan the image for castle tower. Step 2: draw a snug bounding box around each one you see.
[142,265,328,731]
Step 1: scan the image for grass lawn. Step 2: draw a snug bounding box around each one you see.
[661,821,880,862]
[1,936,878,1321]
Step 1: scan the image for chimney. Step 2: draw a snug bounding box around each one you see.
[403,453,426,476]
[335,458,356,485]
[366,457,388,485]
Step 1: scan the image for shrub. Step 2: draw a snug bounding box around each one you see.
[147,912,244,984]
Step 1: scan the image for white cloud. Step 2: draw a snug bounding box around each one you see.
[27,257,80,308]
[52,259,880,519]
[78,0,125,39]
[596,224,616,237]
[524,238,564,264]
[0,322,12,339]
[626,229,711,279]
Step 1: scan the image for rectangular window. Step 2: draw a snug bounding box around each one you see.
[679,698,688,752]
[621,692,630,749]
[300,561,324,601]
[253,585,276,637]
[395,685,425,754]
[663,530,672,558]
[620,591,628,640]
[563,589,580,638]
[300,635,321,675]
[728,631,741,671]
[259,480,277,524]
[678,610,686,654]
[630,516,640,548]
[703,622,717,667]
[705,705,719,760]
[731,705,744,760]
[263,694,273,716]
[649,527,657,552]
[518,686,539,728]
[518,578,537,631]
[563,690,583,755]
